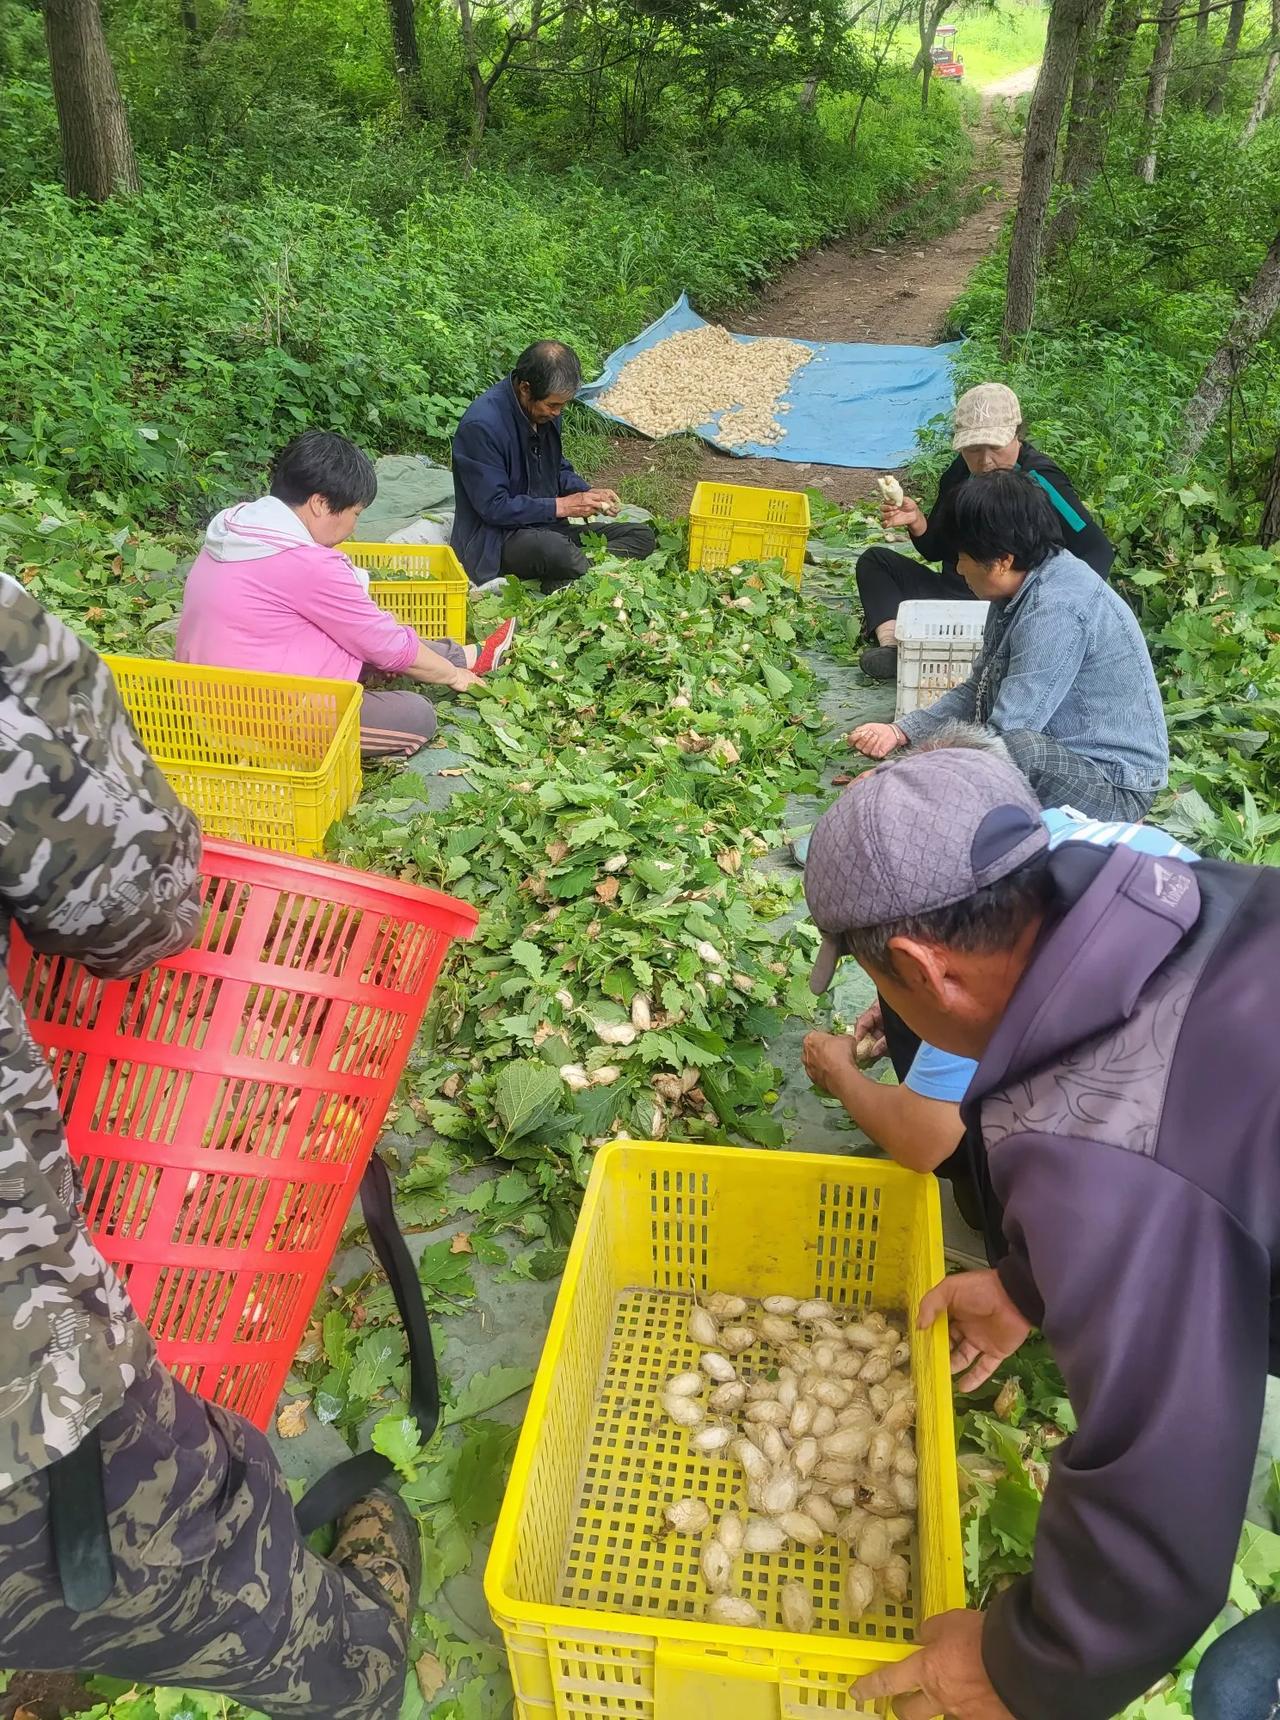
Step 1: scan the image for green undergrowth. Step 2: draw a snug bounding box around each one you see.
[959,1341,1280,1718]
[952,3,1047,87]
[328,550,835,1221]
[0,81,967,625]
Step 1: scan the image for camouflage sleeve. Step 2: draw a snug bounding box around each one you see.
[0,578,203,977]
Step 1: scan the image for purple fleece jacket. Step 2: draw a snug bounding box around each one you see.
[961,842,1279,1718]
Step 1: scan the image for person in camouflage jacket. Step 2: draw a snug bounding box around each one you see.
[0,579,418,1719]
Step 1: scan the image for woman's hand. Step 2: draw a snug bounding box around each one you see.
[450,667,484,694]
[882,496,926,534]
[847,722,906,759]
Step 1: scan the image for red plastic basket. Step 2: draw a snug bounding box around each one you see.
[9,839,478,1429]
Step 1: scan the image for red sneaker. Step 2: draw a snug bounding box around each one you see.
[475,616,517,675]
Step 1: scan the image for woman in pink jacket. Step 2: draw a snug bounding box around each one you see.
[177,431,515,759]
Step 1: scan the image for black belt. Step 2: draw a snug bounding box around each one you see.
[49,1424,114,1611]
[49,1152,442,1606]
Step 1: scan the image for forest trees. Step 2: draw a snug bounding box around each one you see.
[41,0,139,199]
[1180,225,1280,461]
[1242,0,1280,139]
[915,0,955,107]
[1002,0,1096,344]
[1046,0,1140,250]
[1012,0,1276,336]
[1136,0,1183,180]
[1205,0,1247,110]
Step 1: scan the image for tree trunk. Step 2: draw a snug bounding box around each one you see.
[466,71,489,162]
[1261,446,1280,547]
[1180,227,1280,462]
[178,0,200,68]
[1060,0,1106,168]
[42,0,140,200]
[455,0,485,160]
[1243,49,1280,138]
[1002,0,1093,349]
[916,0,951,108]
[1242,0,1280,140]
[1089,0,1143,126]
[1047,0,1141,251]
[386,0,425,118]
[1195,0,1209,36]
[1136,0,1180,182]
[1205,0,1246,112]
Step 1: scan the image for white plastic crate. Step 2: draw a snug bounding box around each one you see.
[894,599,990,718]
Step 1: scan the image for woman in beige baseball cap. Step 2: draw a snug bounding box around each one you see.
[854,382,1115,680]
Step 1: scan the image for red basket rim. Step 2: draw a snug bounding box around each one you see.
[200,838,479,939]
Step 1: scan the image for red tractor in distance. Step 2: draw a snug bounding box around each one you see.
[931,24,964,78]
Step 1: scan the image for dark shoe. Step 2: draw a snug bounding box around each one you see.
[859,645,898,681]
[332,1486,422,1631]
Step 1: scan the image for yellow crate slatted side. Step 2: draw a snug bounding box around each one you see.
[486,1140,965,1719]
[104,656,362,857]
[688,482,809,588]
[340,541,469,643]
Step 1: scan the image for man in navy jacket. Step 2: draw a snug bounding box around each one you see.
[450,341,656,590]
[804,746,1280,1720]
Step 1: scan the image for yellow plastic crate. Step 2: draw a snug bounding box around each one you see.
[688,482,810,588]
[486,1139,964,1718]
[105,656,362,858]
[340,541,469,642]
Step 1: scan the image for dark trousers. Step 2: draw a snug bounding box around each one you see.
[880,994,975,1214]
[1192,1604,1280,1718]
[0,1365,405,1720]
[500,520,657,593]
[855,545,974,636]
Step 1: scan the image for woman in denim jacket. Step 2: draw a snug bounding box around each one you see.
[846,470,1168,821]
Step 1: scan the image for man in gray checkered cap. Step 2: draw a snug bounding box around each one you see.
[804,747,1280,1720]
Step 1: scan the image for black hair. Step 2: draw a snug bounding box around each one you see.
[513,340,583,401]
[269,430,378,512]
[843,852,1054,976]
[949,469,1063,571]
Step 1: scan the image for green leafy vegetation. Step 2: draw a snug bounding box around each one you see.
[328,555,831,1223]
[959,1344,1280,1717]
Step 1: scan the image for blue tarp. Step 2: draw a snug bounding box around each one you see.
[579,294,961,469]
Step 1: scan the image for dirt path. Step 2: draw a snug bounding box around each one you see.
[598,68,1038,510]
